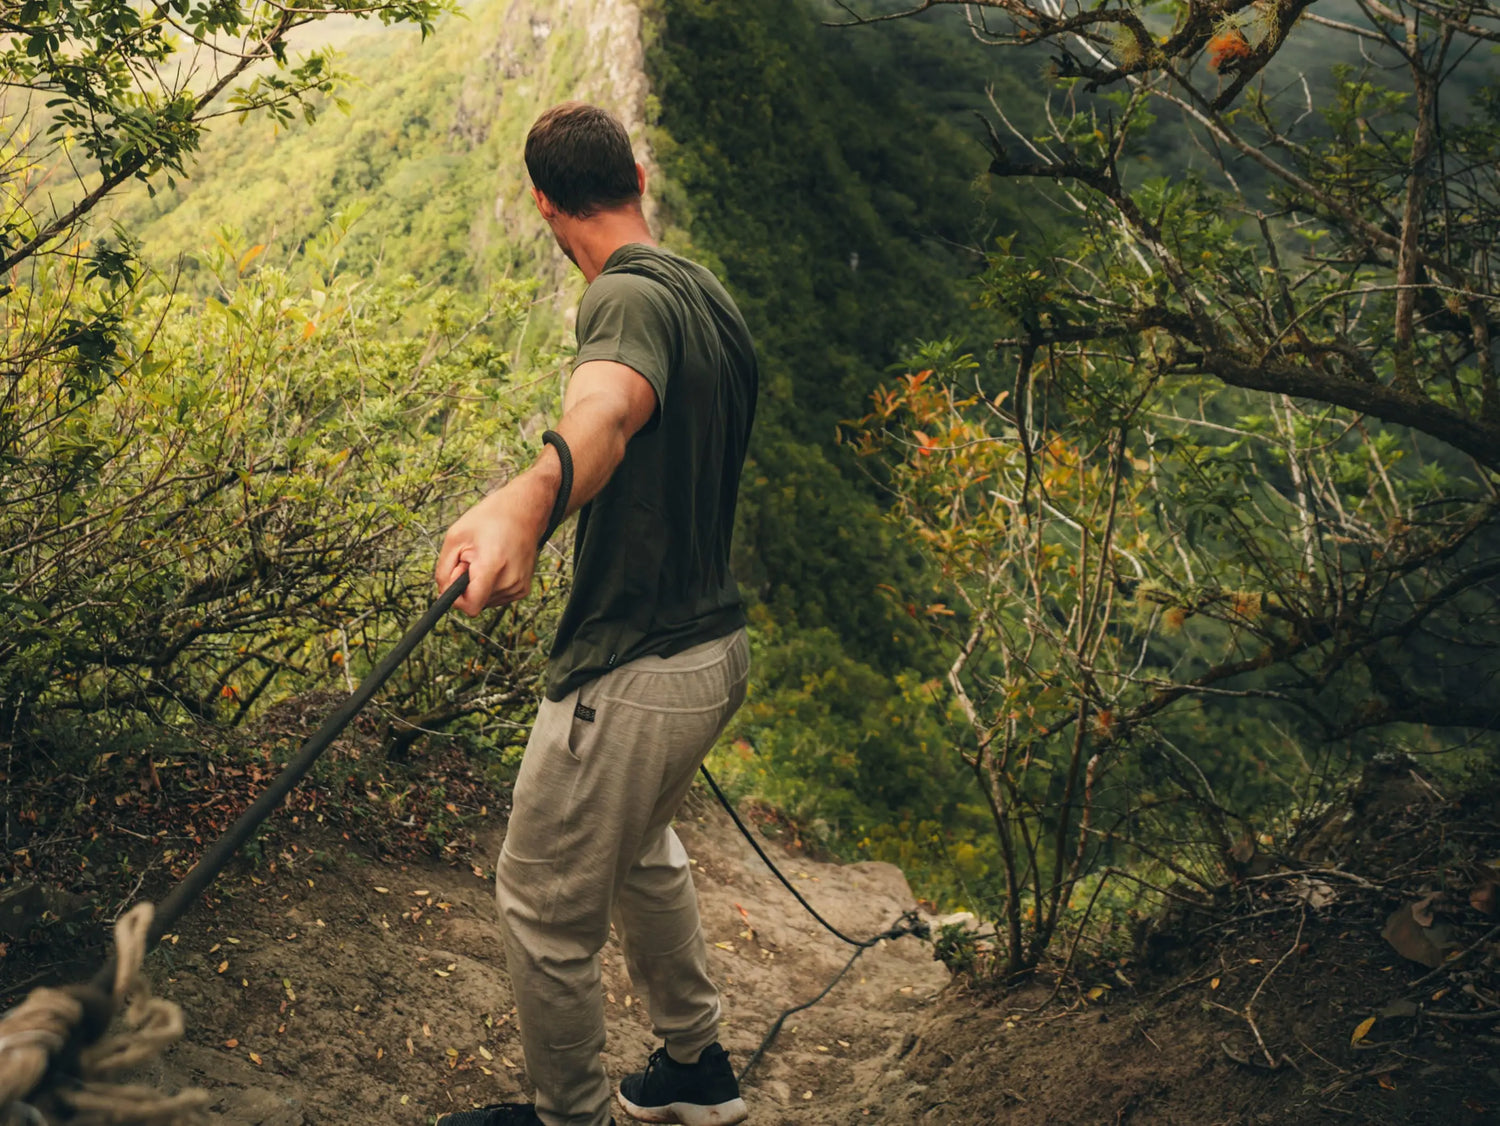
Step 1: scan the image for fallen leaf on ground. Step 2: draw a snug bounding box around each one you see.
[1381,903,1447,968]
[1351,1016,1376,1046]
[1411,892,1441,928]
[1295,879,1337,909]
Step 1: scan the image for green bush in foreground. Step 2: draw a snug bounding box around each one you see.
[1,215,565,774]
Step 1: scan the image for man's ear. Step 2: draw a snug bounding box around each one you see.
[635,162,646,197]
[531,186,557,220]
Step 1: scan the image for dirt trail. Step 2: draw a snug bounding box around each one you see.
[141,788,948,1124]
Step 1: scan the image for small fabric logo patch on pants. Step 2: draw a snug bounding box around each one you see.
[574,702,597,723]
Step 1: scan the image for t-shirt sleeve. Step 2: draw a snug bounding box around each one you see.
[573,272,676,411]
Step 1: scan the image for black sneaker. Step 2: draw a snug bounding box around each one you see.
[617,1044,747,1126]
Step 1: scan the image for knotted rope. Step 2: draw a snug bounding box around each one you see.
[0,903,209,1125]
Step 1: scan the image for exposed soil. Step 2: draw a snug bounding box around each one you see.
[5,748,1497,1126]
[116,787,949,1125]
[863,762,1500,1126]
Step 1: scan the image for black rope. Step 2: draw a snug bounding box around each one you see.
[699,765,875,948]
[699,764,929,1082]
[91,572,472,990]
[540,430,573,546]
[100,421,579,987]
[731,911,926,1084]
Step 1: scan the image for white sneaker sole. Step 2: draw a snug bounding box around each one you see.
[615,1091,749,1126]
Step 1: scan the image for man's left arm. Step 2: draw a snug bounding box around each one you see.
[435,359,657,617]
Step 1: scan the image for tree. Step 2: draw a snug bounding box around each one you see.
[842,0,1500,973]
[833,1,1500,463]
[0,1,575,774]
[0,0,445,277]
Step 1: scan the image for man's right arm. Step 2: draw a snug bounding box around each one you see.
[434,359,658,616]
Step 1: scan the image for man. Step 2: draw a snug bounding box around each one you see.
[433,102,757,1126]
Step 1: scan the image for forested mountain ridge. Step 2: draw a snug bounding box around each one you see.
[3,1,1499,1123]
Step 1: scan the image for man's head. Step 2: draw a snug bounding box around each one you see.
[526,102,643,220]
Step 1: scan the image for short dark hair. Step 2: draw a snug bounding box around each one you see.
[524,103,640,217]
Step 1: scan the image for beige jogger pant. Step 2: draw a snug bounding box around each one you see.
[495,628,750,1126]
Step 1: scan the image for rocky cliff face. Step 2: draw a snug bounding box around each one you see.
[476,0,660,295]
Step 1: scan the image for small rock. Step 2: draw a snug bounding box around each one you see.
[0,883,45,940]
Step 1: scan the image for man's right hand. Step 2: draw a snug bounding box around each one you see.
[435,462,559,617]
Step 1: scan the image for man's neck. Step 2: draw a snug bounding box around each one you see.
[570,209,656,282]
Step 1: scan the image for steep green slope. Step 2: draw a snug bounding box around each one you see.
[120,0,638,301]
[649,0,1028,441]
[644,0,1039,885]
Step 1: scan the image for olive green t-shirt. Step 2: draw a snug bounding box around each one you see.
[545,243,759,700]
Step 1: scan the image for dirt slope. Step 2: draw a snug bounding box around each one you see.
[12,756,1495,1126]
[137,789,948,1124]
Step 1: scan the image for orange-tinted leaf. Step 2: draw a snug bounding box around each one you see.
[237,244,266,274]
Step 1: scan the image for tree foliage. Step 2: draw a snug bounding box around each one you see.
[0,0,447,277]
[0,1,586,781]
[1,213,565,767]
[842,0,1500,971]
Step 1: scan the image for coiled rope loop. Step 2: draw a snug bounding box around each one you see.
[0,904,209,1126]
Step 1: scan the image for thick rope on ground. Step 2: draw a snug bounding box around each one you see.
[0,903,210,1126]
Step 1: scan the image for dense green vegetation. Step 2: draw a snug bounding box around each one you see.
[118,5,584,295]
[1,1,569,805]
[643,1,1043,891]
[5,0,1497,977]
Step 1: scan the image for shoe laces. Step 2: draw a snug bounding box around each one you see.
[643,1045,674,1080]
